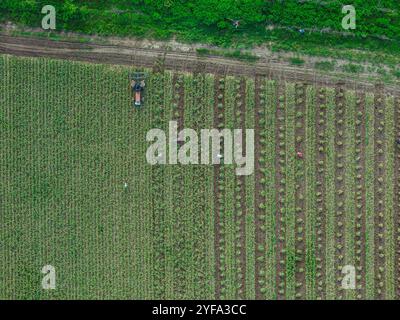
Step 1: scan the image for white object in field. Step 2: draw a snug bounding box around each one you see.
[217,154,223,159]
[124,182,128,188]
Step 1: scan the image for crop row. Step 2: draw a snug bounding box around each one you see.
[170,73,190,298]
[191,74,210,298]
[149,73,168,299]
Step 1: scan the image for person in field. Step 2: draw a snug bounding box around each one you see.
[297,151,304,159]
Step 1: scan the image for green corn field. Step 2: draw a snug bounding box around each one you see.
[0,55,399,300]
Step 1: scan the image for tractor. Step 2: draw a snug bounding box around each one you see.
[129,72,147,108]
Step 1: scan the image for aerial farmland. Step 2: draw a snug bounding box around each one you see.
[1,0,400,304]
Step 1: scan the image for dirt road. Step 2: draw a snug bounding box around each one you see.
[0,35,399,94]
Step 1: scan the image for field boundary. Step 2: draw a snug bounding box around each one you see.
[1,35,399,95]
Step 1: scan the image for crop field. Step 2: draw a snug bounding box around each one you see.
[0,54,399,300]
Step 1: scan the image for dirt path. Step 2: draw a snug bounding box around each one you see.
[1,35,399,95]
[354,93,367,299]
[315,86,327,299]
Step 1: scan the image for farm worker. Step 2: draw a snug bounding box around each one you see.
[297,151,304,158]
[233,20,240,28]
[299,29,305,35]
[397,138,400,145]
[124,182,128,189]
[228,19,240,29]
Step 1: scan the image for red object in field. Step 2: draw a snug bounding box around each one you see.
[297,151,304,158]
[135,91,141,104]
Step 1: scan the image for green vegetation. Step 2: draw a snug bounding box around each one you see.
[342,63,364,74]
[0,54,398,299]
[196,48,259,62]
[392,69,400,79]
[1,0,400,63]
[289,57,305,66]
[315,61,336,72]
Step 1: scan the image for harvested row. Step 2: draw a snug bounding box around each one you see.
[244,79,256,300]
[374,84,386,299]
[334,84,346,299]
[354,93,367,299]
[233,77,247,299]
[213,76,226,299]
[274,82,287,299]
[314,87,328,299]
[395,97,400,299]
[262,80,278,299]
[294,83,307,299]
[254,75,267,299]
[305,85,316,299]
